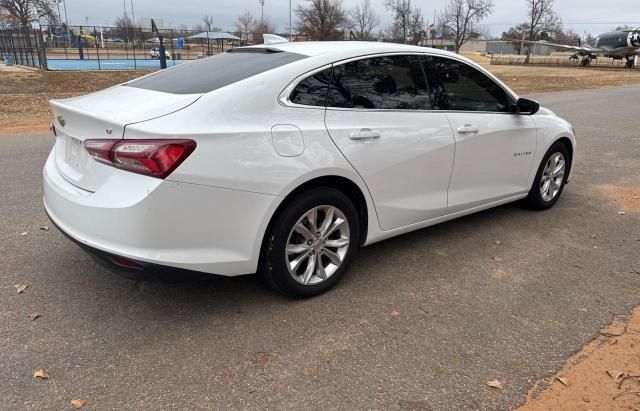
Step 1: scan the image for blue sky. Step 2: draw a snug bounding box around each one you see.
[59,0,639,37]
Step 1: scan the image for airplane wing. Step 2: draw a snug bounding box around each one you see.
[517,40,600,55]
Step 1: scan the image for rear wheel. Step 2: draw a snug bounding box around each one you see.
[260,187,360,298]
[524,142,570,210]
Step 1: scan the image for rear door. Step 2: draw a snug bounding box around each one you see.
[323,55,455,231]
[424,56,537,212]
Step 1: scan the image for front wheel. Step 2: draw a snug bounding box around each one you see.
[524,142,570,210]
[260,187,360,298]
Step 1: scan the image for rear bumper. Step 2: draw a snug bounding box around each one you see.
[43,149,280,276]
[47,210,210,281]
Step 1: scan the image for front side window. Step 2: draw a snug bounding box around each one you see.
[425,56,510,112]
[289,68,332,107]
[327,55,431,110]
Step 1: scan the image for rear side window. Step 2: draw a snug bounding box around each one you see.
[327,55,431,110]
[425,56,510,112]
[126,49,306,94]
[289,68,332,107]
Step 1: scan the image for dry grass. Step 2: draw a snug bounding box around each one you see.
[0,68,150,134]
[2,55,640,134]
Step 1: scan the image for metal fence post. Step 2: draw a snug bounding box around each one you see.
[94,26,101,70]
[36,29,48,70]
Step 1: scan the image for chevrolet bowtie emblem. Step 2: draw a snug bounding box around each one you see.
[57,115,66,127]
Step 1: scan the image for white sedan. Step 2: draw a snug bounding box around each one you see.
[149,47,171,60]
[44,39,576,297]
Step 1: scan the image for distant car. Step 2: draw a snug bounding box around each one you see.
[44,41,576,298]
[150,47,170,59]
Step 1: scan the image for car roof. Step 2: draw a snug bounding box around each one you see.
[242,41,458,59]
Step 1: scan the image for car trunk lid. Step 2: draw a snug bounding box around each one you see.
[50,85,200,192]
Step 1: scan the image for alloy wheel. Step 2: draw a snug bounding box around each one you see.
[540,152,566,202]
[285,205,350,286]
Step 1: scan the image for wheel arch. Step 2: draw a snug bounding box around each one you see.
[552,136,575,181]
[554,136,574,161]
[259,175,370,264]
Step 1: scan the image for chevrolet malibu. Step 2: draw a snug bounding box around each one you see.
[44,39,576,298]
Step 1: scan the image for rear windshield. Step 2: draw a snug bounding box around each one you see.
[126,49,306,94]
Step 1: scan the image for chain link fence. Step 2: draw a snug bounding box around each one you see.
[0,26,48,69]
[2,25,308,71]
[490,55,640,70]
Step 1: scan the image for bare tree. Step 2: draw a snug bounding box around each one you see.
[440,0,494,53]
[0,0,55,27]
[384,0,412,43]
[407,5,424,45]
[348,0,379,40]
[295,0,346,41]
[235,11,255,41]
[501,22,530,54]
[253,16,276,36]
[114,13,135,40]
[526,0,560,40]
[202,14,214,32]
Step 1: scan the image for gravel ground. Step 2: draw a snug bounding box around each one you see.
[0,85,639,410]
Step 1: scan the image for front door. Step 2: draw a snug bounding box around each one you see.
[425,56,537,211]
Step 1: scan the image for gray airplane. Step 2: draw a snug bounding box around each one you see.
[522,28,640,68]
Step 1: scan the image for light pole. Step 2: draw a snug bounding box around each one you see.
[289,0,292,40]
[61,0,71,47]
[130,0,136,25]
[259,0,264,34]
[54,0,62,28]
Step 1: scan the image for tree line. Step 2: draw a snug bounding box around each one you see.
[1,0,605,54]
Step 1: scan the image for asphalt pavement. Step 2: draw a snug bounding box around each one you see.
[1,85,639,410]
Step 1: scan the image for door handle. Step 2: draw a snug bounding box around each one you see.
[349,129,381,140]
[456,124,479,134]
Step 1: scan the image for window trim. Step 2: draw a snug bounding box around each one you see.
[279,63,334,109]
[279,51,519,115]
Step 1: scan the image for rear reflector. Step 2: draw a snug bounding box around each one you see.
[84,139,196,179]
[111,255,143,269]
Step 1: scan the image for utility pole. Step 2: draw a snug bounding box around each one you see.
[130,0,136,25]
[289,0,292,40]
[259,0,265,34]
[55,0,62,28]
[61,0,71,47]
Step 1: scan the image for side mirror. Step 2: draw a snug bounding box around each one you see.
[514,98,540,115]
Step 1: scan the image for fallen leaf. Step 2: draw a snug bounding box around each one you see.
[39,226,50,231]
[20,231,28,236]
[556,376,569,386]
[15,284,28,294]
[27,312,42,321]
[492,256,503,262]
[249,351,270,366]
[607,370,624,380]
[618,211,626,215]
[390,309,400,317]
[487,379,503,390]
[494,240,502,245]
[71,399,87,409]
[33,369,49,379]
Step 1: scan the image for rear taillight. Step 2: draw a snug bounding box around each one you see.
[84,139,196,179]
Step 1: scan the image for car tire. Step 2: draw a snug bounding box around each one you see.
[259,187,360,298]
[524,142,571,210]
